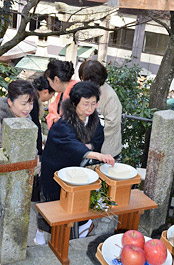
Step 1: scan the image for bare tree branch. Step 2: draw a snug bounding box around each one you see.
[0,1,169,59]
[147,11,170,34]
[0,0,39,55]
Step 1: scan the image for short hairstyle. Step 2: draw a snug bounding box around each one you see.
[79,60,108,86]
[7,79,38,102]
[69,80,100,106]
[44,59,74,82]
[33,76,54,94]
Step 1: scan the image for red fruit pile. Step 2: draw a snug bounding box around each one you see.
[120,230,167,265]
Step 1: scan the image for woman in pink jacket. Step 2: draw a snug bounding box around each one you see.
[45,59,78,129]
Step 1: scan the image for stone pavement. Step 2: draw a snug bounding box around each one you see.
[6,196,172,265]
[7,236,101,265]
[6,202,113,265]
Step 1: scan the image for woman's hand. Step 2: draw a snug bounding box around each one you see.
[53,114,61,124]
[87,152,115,167]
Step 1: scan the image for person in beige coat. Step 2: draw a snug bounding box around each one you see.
[79,60,122,158]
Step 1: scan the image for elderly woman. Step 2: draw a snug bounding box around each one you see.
[40,80,114,202]
[35,81,115,244]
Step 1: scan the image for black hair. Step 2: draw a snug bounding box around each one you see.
[78,61,86,81]
[32,76,54,94]
[69,80,100,106]
[7,79,38,102]
[80,60,108,86]
[44,59,74,82]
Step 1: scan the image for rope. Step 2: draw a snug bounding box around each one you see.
[0,157,37,173]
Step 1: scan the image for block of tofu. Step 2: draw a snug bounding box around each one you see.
[108,164,131,179]
[66,168,88,184]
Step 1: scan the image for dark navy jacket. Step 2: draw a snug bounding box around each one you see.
[40,118,104,201]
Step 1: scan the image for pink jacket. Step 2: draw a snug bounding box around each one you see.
[46,80,78,129]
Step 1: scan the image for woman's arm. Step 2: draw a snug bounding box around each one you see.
[86,151,115,166]
[46,94,60,129]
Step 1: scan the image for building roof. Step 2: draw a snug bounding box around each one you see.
[59,45,96,59]
[15,55,52,72]
[0,29,37,62]
[41,0,107,6]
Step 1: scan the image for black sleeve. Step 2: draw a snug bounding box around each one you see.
[30,99,42,156]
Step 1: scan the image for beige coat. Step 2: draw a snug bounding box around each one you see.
[97,83,122,157]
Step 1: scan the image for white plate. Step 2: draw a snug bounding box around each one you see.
[167,225,174,246]
[58,166,99,186]
[102,234,172,265]
[100,163,138,180]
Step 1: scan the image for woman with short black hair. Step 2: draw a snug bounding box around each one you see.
[0,79,37,145]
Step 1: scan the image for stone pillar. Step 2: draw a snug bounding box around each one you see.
[97,19,110,65]
[65,41,78,68]
[35,21,51,57]
[140,110,174,236]
[17,0,27,30]
[0,118,38,265]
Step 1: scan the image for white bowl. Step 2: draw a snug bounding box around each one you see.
[167,225,174,246]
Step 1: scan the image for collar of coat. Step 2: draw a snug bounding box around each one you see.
[0,97,15,123]
[61,98,99,144]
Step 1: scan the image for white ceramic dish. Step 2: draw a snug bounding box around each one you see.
[167,225,174,246]
[102,233,172,265]
[100,163,138,180]
[58,166,99,186]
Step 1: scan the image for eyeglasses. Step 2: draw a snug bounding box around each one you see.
[82,103,97,109]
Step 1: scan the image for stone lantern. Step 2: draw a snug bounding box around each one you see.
[35,20,51,56]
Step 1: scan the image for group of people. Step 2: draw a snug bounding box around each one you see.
[0,58,122,244]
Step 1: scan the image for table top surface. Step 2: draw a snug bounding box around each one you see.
[36,189,157,226]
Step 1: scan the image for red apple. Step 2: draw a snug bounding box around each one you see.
[122,230,145,249]
[144,239,167,265]
[121,244,146,265]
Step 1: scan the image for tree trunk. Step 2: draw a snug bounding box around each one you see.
[149,11,174,109]
[0,0,39,56]
[0,1,12,39]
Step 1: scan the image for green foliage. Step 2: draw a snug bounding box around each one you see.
[107,63,156,167]
[0,63,20,96]
[90,179,117,211]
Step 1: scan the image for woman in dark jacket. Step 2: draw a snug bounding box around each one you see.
[35,81,115,245]
[31,76,55,156]
[40,80,115,202]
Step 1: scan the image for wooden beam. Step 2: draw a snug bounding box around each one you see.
[119,0,174,10]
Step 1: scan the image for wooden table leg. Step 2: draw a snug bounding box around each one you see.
[116,211,143,231]
[48,223,73,265]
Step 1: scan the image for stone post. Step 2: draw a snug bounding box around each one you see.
[65,41,78,69]
[0,118,37,265]
[140,110,174,235]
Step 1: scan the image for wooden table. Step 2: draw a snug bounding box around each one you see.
[36,189,157,265]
